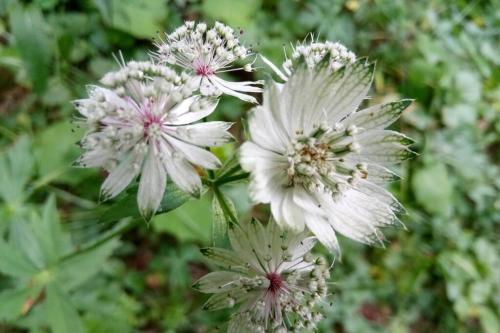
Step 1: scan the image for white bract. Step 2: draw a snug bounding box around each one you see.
[194,219,329,332]
[262,37,356,81]
[74,61,232,218]
[154,21,262,103]
[240,59,415,255]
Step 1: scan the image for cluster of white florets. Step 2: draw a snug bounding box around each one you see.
[154,21,253,75]
[152,21,262,102]
[194,220,332,333]
[73,19,415,333]
[224,257,329,333]
[285,122,366,196]
[261,38,357,82]
[286,40,356,72]
[74,56,232,215]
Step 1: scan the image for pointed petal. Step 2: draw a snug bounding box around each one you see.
[164,135,221,169]
[166,96,197,120]
[101,154,139,200]
[169,121,233,147]
[350,143,416,164]
[239,142,287,171]
[211,76,262,93]
[209,76,258,103]
[137,148,166,218]
[166,97,219,125]
[228,224,266,274]
[280,188,306,232]
[202,288,250,311]
[246,106,289,152]
[260,54,288,81]
[200,247,248,273]
[305,215,340,257]
[164,154,202,197]
[192,271,242,293]
[344,99,413,131]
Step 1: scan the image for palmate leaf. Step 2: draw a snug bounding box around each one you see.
[94,0,168,38]
[8,195,72,269]
[33,120,91,185]
[46,284,85,333]
[0,239,38,278]
[0,135,34,205]
[8,4,52,93]
[57,238,119,292]
[0,288,33,322]
[99,182,191,223]
[0,197,120,326]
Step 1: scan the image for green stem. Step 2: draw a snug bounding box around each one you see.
[59,217,140,263]
[213,186,238,225]
[214,172,250,185]
[217,162,242,179]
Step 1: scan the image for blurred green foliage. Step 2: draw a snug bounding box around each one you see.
[0,0,498,332]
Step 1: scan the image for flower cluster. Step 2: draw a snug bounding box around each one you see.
[262,37,356,81]
[153,21,262,103]
[240,58,415,255]
[74,20,415,332]
[194,219,329,332]
[74,60,232,218]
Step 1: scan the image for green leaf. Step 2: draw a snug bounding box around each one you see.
[202,0,262,26]
[412,162,452,216]
[33,120,91,185]
[153,195,212,243]
[31,196,72,265]
[9,215,47,268]
[45,284,85,333]
[57,238,119,291]
[0,135,33,204]
[479,306,500,333]
[0,239,38,278]
[211,191,238,246]
[442,103,476,128]
[41,76,72,107]
[100,182,191,223]
[453,70,481,103]
[94,0,168,38]
[0,288,32,321]
[9,4,52,93]
[211,195,228,246]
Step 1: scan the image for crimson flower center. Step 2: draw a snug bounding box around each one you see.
[193,59,214,76]
[266,272,283,294]
[142,112,162,137]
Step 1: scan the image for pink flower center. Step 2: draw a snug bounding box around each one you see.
[193,59,214,76]
[142,112,162,137]
[266,272,283,295]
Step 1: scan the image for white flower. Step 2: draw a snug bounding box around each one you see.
[74,61,233,218]
[240,59,415,256]
[193,219,329,332]
[154,21,262,103]
[262,36,356,82]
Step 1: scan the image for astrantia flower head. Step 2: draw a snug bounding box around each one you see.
[193,219,329,332]
[74,60,232,218]
[240,58,415,255]
[154,21,262,103]
[262,36,356,81]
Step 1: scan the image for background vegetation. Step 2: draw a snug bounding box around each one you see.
[0,0,498,332]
